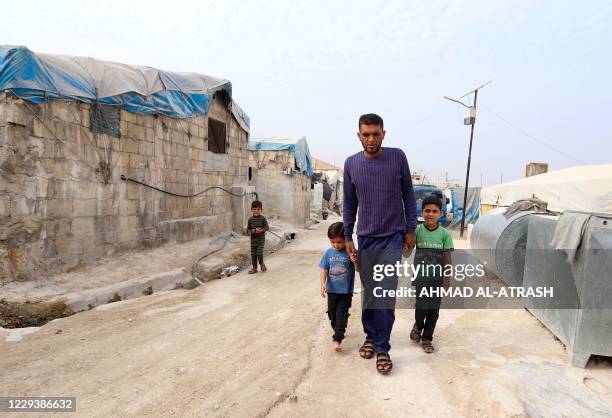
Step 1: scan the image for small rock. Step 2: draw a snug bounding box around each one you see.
[278,353,289,358]
[289,395,298,403]
[55,329,63,334]
[383,396,391,400]
[275,391,282,397]
[447,379,453,384]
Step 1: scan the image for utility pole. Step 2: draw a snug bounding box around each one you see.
[444,80,491,238]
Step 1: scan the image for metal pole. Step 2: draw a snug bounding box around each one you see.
[460,90,478,238]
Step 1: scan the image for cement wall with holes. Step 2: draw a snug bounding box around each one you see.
[0,92,251,284]
[248,149,312,227]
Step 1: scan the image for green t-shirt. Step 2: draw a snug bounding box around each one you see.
[413,224,454,285]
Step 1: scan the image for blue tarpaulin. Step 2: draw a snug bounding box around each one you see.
[0,45,249,127]
[450,187,481,227]
[249,136,313,176]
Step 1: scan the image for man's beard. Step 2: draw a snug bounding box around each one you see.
[362,143,381,154]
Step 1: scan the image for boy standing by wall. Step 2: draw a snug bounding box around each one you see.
[247,200,269,274]
[411,195,454,353]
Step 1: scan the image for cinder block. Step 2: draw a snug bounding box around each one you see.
[71,217,94,235]
[49,100,71,122]
[46,198,73,218]
[122,138,139,154]
[128,123,145,140]
[80,107,90,128]
[7,102,28,126]
[129,153,145,168]
[31,119,46,137]
[55,235,82,255]
[0,197,8,217]
[122,111,136,123]
[73,199,97,217]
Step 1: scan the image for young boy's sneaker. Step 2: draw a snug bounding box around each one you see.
[410,324,422,343]
[422,340,435,353]
[260,264,267,272]
[248,268,257,274]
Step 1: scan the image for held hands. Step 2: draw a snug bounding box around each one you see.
[320,284,327,299]
[255,227,264,234]
[346,241,357,260]
[403,232,415,256]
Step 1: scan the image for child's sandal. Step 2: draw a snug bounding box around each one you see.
[376,352,393,374]
[410,324,422,343]
[359,340,375,359]
[422,341,434,353]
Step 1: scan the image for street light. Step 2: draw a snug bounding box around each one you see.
[444,80,491,238]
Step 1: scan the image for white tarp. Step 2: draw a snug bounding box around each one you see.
[480,164,612,214]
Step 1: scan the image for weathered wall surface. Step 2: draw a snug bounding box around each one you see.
[248,150,311,227]
[0,94,249,283]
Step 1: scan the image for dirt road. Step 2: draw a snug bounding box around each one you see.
[2,222,611,417]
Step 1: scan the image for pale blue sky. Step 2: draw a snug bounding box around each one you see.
[2,0,611,185]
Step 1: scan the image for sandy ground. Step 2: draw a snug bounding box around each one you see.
[1,222,611,417]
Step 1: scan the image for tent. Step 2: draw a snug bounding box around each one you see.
[480,164,612,214]
[248,136,313,176]
[0,45,249,129]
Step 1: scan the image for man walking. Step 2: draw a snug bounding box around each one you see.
[343,113,417,374]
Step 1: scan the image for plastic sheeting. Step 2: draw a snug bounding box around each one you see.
[0,45,249,127]
[450,187,480,227]
[480,164,612,214]
[249,136,313,176]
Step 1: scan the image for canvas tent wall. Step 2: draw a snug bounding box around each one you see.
[480,164,612,214]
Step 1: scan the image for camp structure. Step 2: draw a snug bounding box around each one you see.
[0,46,252,283]
[248,136,312,227]
[480,164,612,214]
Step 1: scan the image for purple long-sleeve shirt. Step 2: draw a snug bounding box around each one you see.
[343,147,417,241]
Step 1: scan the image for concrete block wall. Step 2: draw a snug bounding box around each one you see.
[0,93,249,283]
[248,150,311,227]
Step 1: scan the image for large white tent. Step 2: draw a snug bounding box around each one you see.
[480,164,612,214]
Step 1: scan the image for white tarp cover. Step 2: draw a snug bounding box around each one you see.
[480,164,612,214]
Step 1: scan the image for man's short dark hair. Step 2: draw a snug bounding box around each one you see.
[422,195,442,211]
[251,200,262,209]
[359,113,384,129]
[327,222,344,239]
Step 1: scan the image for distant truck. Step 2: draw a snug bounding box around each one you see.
[414,184,450,226]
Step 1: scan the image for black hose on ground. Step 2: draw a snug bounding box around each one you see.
[191,230,289,285]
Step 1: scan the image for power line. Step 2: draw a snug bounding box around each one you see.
[479,104,587,165]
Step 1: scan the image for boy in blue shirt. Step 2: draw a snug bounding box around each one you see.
[411,195,454,353]
[319,222,356,352]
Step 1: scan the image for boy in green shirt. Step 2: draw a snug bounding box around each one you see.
[410,195,453,353]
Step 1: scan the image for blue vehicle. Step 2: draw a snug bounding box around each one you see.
[414,185,450,226]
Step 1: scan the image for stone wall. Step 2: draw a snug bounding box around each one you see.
[248,150,311,226]
[0,93,249,284]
